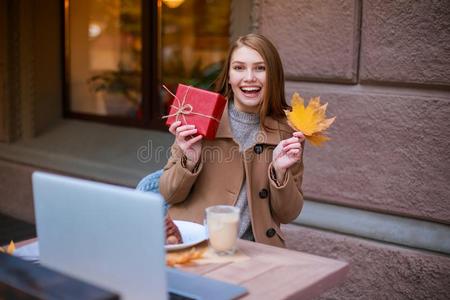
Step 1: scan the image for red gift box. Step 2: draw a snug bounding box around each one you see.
[164,84,227,140]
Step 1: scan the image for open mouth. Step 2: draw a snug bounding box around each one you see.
[240,86,262,97]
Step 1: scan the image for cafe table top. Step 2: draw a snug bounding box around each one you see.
[14,238,348,300]
[177,239,349,300]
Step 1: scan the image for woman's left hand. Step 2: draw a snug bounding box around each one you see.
[272,132,305,180]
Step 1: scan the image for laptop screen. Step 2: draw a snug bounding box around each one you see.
[33,171,167,300]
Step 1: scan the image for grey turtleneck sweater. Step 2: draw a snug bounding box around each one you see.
[228,102,260,241]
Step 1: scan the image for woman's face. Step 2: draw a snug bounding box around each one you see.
[228,46,266,113]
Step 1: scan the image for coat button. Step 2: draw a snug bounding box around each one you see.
[253,144,263,154]
[266,228,276,238]
[259,188,269,198]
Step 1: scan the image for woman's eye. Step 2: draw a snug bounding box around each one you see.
[256,65,266,71]
[233,65,244,71]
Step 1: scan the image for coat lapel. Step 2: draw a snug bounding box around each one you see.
[215,104,233,139]
[260,117,283,146]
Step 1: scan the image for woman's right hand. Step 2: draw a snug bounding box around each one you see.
[168,121,203,169]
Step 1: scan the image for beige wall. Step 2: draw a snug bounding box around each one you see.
[255,0,450,298]
[258,0,360,83]
[283,224,450,299]
[256,0,450,224]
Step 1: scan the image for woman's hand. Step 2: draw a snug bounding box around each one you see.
[272,132,305,181]
[169,121,203,169]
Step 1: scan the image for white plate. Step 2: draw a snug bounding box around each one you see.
[165,220,207,251]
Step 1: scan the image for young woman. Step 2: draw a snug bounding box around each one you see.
[159,33,304,248]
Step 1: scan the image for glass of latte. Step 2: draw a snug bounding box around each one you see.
[205,205,240,256]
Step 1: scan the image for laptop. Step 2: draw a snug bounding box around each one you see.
[32,171,247,300]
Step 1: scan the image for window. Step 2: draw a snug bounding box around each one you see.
[64,0,230,129]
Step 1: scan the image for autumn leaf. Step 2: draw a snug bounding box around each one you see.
[285,92,336,146]
[308,133,330,147]
[166,247,206,267]
[0,240,16,255]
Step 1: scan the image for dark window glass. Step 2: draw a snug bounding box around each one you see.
[64,0,230,128]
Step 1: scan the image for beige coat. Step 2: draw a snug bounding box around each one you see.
[159,108,304,248]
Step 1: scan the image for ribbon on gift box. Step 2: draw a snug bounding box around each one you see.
[161,84,220,125]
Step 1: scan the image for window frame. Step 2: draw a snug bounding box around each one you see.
[62,0,165,130]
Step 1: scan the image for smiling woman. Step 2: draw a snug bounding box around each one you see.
[215,33,288,129]
[157,34,306,248]
[228,46,267,113]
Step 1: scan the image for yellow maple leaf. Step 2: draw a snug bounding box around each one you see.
[0,240,16,255]
[308,133,330,146]
[285,92,336,146]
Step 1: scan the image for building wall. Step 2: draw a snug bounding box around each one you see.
[256,0,450,224]
[0,160,35,222]
[255,0,450,298]
[283,224,450,300]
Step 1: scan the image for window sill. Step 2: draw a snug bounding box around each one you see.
[0,120,174,187]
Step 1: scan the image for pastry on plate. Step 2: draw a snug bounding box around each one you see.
[165,214,183,245]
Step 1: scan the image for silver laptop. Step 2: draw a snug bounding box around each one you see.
[32,171,247,300]
[33,171,167,300]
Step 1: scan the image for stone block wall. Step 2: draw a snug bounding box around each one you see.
[284,83,450,223]
[360,0,450,86]
[256,0,450,223]
[283,224,450,300]
[0,160,35,223]
[258,0,360,83]
[256,0,450,298]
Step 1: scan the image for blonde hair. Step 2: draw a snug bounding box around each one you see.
[215,33,288,127]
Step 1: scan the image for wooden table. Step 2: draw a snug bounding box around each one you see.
[179,239,349,300]
[13,238,348,300]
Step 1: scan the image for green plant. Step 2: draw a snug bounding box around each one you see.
[87,69,141,105]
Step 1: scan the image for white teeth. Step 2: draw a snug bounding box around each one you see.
[241,87,261,92]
